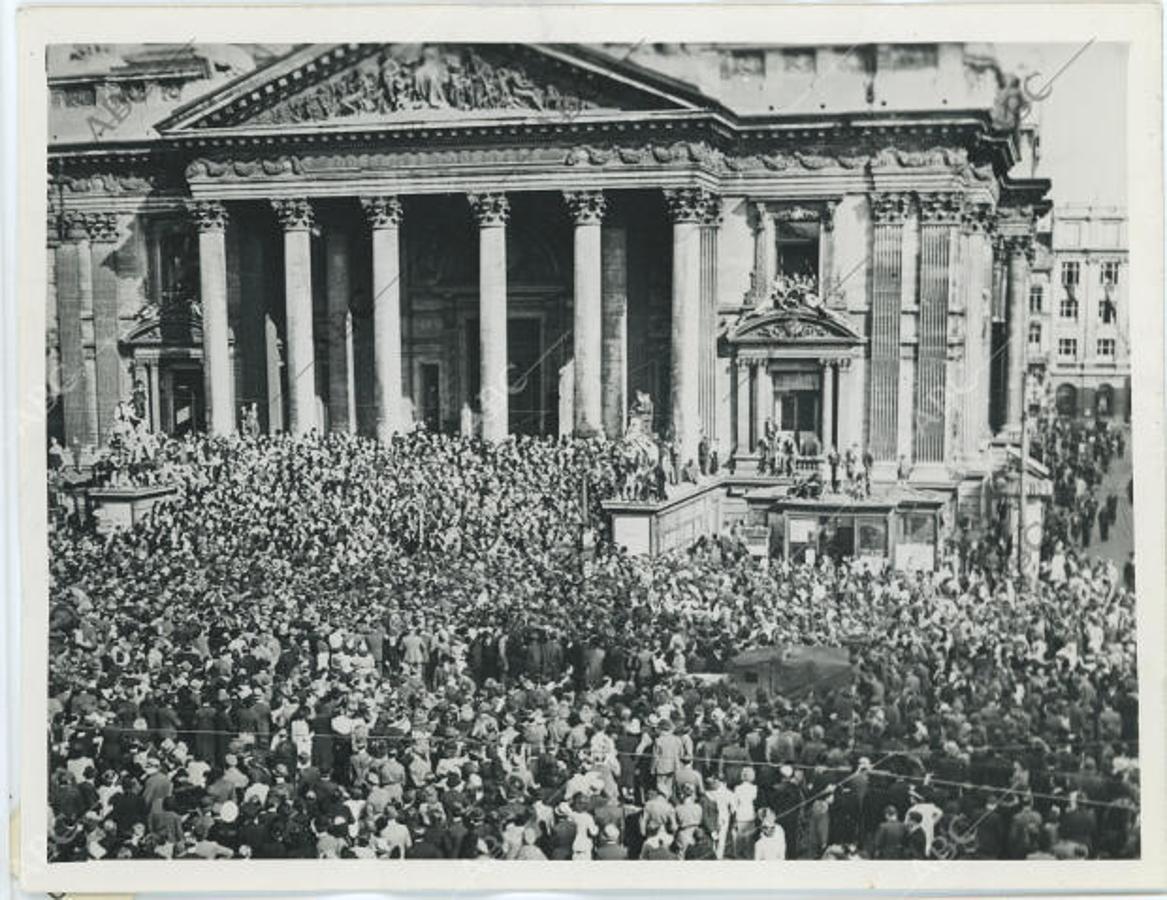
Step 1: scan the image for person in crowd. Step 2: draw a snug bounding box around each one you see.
[44,427,1139,863]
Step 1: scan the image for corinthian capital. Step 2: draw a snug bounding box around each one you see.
[468,192,510,227]
[961,201,996,234]
[1001,233,1035,261]
[870,192,912,225]
[271,197,315,232]
[360,195,403,230]
[917,192,963,225]
[562,190,607,226]
[86,211,120,243]
[187,199,229,233]
[664,187,713,224]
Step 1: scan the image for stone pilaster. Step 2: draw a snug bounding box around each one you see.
[600,221,628,440]
[56,210,95,449]
[468,192,510,442]
[913,192,961,466]
[564,190,606,437]
[699,194,722,446]
[324,225,354,434]
[1003,233,1034,434]
[190,200,234,435]
[960,202,995,463]
[361,195,405,441]
[271,197,317,436]
[88,212,121,446]
[867,192,910,467]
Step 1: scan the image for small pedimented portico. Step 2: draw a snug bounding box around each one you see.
[722,289,863,465]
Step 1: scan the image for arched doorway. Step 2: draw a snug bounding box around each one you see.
[1095,383,1115,418]
[1055,383,1078,417]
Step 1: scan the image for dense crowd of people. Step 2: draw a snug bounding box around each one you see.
[1032,417,1129,565]
[47,428,1139,863]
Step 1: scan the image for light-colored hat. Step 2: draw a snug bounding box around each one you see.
[219,801,239,823]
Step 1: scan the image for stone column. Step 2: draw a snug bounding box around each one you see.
[747,201,775,305]
[46,213,62,420]
[469,192,510,442]
[272,198,317,436]
[190,200,234,436]
[914,193,960,465]
[56,211,94,449]
[1003,235,1032,434]
[564,190,606,437]
[821,360,836,451]
[699,194,722,444]
[601,221,628,439]
[664,187,709,466]
[733,359,751,457]
[361,195,405,441]
[756,361,774,441]
[324,226,354,434]
[89,212,121,445]
[960,204,993,462]
[867,193,910,471]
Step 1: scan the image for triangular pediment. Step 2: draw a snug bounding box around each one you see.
[727,304,862,346]
[157,43,713,134]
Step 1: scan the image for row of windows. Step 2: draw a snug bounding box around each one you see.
[1052,337,1118,359]
[1055,298,1119,322]
[1032,286,1119,322]
[1060,260,1122,286]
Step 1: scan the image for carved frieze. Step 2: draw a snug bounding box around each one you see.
[58,173,156,195]
[242,45,600,127]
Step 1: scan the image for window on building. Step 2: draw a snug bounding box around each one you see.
[1100,260,1121,285]
[1028,322,1042,347]
[721,49,766,79]
[1097,338,1116,358]
[1059,297,1079,320]
[1029,284,1044,314]
[781,48,816,73]
[880,44,939,69]
[775,219,820,279]
[1058,338,1078,359]
[1061,260,1080,286]
[154,226,198,309]
[1099,295,1118,324]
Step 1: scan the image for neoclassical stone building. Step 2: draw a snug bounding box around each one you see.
[46,42,1049,510]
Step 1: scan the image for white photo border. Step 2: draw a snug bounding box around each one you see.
[14,3,1166,893]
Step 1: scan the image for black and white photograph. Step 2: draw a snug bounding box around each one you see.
[12,4,1166,895]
